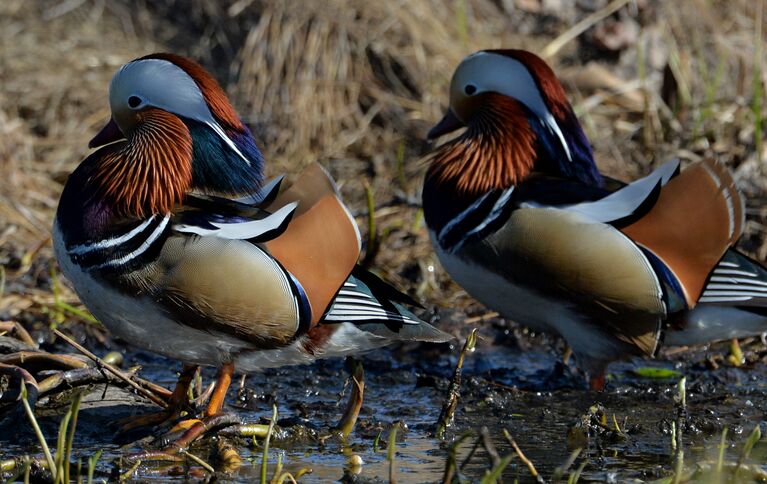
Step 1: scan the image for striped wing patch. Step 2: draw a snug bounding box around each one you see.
[699,252,767,304]
[68,214,170,271]
[324,280,420,324]
[438,187,515,253]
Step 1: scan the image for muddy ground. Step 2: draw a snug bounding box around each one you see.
[3,317,767,482]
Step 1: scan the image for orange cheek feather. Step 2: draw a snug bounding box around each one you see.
[90,109,193,217]
[428,94,537,195]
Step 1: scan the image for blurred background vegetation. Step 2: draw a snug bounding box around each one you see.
[1,0,765,340]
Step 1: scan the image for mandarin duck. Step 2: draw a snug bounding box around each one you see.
[53,53,450,443]
[424,49,767,390]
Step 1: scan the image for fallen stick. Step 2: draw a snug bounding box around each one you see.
[435,328,478,439]
[52,328,168,408]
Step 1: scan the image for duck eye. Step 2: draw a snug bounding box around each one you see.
[464,84,477,95]
[127,95,142,109]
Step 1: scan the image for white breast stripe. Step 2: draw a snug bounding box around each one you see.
[69,216,157,255]
[95,215,170,268]
[462,188,515,241]
[438,191,495,245]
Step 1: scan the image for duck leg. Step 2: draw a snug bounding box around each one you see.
[164,362,236,449]
[204,361,234,416]
[118,364,198,434]
[589,372,606,391]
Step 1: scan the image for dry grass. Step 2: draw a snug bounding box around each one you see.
[0,0,766,321]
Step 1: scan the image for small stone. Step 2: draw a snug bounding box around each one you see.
[349,454,364,467]
[103,351,124,367]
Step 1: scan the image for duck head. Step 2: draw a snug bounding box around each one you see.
[89,53,264,217]
[427,50,602,195]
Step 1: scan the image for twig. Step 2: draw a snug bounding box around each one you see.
[181,449,215,474]
[463,312,499,324]
[503,429,544,484]
[435,329,478,439]
[334,358,365,438]
[220,423,272,438]
[52,328,167,408]
[0,351,89,370]
[0,362,38,404]
[0,321,36,347]
[540,0,632,59]
[119,459,141,481]
[215,438,243,468]
[672,377,686,484]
